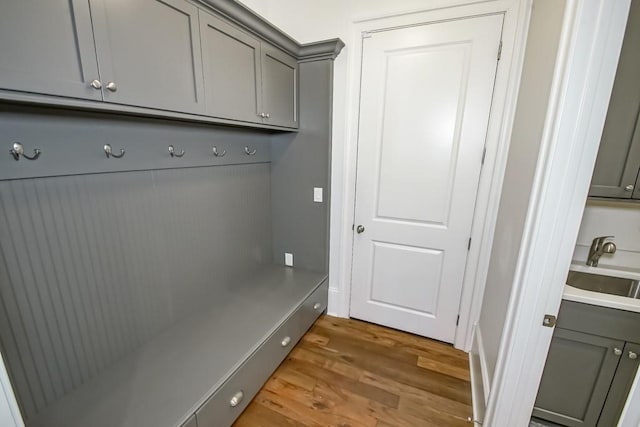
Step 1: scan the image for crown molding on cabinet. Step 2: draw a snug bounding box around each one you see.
[197,0,345,60]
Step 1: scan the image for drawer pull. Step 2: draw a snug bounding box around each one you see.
[229,390,244,407]
[281,336,291,347]
[313,302,322,311]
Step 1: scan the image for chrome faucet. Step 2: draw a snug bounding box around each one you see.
[586,236,617,267]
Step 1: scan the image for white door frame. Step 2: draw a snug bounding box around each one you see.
[335,0,532,351]
[483,0,632,425]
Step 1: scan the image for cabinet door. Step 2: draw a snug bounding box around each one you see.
[589,0,640,198]
[89,0,205,114]
[261,44,298,128]
[532,329,624,427]
[598,342,640,426]
[0,0,101,100]
[199,11,262,123]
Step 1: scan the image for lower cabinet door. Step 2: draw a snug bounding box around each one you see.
[532,328,624,427]
[598,342,640,426]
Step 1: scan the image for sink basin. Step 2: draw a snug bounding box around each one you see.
[567,271,640,299]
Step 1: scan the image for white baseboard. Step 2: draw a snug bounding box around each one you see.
[327,286,347,317]
[474,325,492,405]
[469,351,485,425]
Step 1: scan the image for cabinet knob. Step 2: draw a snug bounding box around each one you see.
[258,112,265,118]
[614,347,622,356]
[105,82,117,92]
[90,79,102,89]
[229,390,244,407]
[625,184,634,192]
[281,336,291,347]
[313,302,322,311]
[630,351,638,360]
[265,112,270,119]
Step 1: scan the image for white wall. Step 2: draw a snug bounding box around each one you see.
[573,200,640,268]
[476,0,566,388]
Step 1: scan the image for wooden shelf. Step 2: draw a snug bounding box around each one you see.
[27,265,327,427]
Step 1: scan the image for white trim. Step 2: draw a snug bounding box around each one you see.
[484,0,631,424]
[326,286,342,317]
[334,0,531,352]
[469,351,486,426]
[0,353,22,427]
[475,324,492,403]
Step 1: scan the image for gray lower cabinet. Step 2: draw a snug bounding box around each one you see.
[261,44,299,128]
[199,10,298,128]
[589,0,640,199]
[195,281,328,426]
[533,329,624,426]
[533,301,640,427]
[88,0,205,114]
[0,0,101,100]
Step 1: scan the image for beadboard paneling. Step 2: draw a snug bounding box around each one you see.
[0,164,272,422]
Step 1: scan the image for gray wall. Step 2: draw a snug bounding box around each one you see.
[478,0,566,386]
[271,59,333,272]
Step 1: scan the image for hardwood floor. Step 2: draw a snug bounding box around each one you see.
[234,315,473,427]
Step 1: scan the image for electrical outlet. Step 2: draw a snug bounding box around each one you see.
[313,187,323,203]
[284,252,294,267]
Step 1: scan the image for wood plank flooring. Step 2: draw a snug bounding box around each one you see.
[234,315,473,426]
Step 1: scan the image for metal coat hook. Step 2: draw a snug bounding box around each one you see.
[104,144,125,158]
[168,144,185,158]
[244,146,257,156]
[212,146,226,157]
[10,142,41,161]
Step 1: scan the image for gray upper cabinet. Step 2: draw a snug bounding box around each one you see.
[0,0,314,130]
[199,11,262,123]
[89,0,205,114]
[589,0,640,199]
[199,11,298,128]
[533,328,623,427]
[0,0,101,100]
[261,44,299,128]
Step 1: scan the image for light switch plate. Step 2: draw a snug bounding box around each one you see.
[284,252,294,267]
[313,187,323,203]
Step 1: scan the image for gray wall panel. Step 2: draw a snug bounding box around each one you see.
[0,104,273,181]
[270,60,332,272]
[0,164,272,422]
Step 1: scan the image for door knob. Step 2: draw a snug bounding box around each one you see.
[105,81,117,92]
[356,225,365,234]
[630,351,638,360]
[90,79,102,89]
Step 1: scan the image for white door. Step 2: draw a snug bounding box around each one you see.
[350,15,503,343]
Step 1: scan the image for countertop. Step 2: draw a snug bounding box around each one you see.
[563,262,640,313]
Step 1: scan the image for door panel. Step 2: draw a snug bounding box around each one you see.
[350,15,503,342]
[376,46,468,225]
[533,329,624,427]
[0,0,101,100]
[261,44,298,128]
[90,0,205,113]
[370,242,443,316]
[199,11,262,123]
